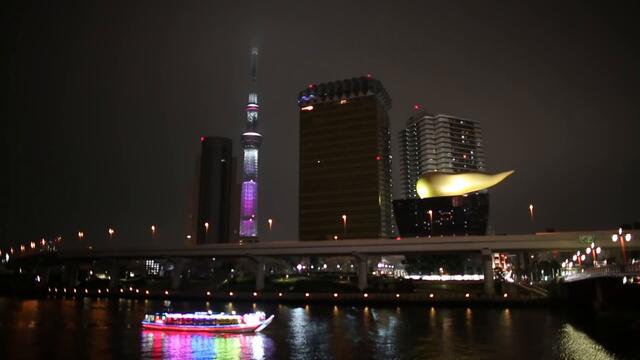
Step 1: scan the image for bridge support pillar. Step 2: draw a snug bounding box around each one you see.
[247,256,266,291]
[481,248,495,296]
[354,253,368,291]
[41,267,52,286]
[63,264,79,288]
[255,259,265,291]
[107,261,122,289]
[170,258,187,290]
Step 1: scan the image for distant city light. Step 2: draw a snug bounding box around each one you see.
[404,274,484,281]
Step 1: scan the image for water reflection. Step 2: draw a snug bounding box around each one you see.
[140,330,272,360]
[0,298,632,359]
[556,324,615,360]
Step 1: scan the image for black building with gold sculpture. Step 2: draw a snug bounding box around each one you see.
[394,171,513,237]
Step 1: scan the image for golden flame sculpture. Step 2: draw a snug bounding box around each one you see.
[416,170,515,199]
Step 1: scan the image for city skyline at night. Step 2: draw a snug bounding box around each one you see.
[2,3,640,358]
[2,1,639,248]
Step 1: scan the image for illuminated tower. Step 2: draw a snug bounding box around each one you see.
[239,47,262,240]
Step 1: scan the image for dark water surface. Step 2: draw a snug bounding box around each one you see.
[0,297,634,359]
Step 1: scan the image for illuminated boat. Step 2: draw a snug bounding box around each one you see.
[141,311,274,333]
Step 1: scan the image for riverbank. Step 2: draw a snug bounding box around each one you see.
[33,287,552,306]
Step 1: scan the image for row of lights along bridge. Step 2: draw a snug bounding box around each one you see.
[1,208,630,260]
[561,228,632,270]
[46,287,511,301]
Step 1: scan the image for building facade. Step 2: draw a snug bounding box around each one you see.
[393,193,489,237]
[298,76,394,240]
[239,47,262,241]
[399,111,485,198]
[197,137,233,244]
[396,110,489,237]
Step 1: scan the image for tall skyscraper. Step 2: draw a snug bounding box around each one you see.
[197,137,232,244]
[298,76,394,240]
[395,109,489,237]
[399,111,485,199]
[239,47,262,241]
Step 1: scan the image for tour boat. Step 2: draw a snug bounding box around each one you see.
[141,311,274,333]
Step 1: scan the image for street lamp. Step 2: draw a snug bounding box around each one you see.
[341,214,347,239]
[204,222,209,241]
[108,228,115,240]
[268,219,273,232]
[585,242,602,265]
[150,225,156,239]
[611,227,632,264]
[427,210,433,234]
[78,231,84,241]
[528,204,534,224]
[572,251,585,266]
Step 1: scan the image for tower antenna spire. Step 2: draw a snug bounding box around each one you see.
[250,47,258,91]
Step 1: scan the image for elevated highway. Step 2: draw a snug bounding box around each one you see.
[8,230,639,294]
[56,230,640,259]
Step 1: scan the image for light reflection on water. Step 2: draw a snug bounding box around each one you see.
[0,297,635,359]
[556,324,615,360]
[140,330,271,360]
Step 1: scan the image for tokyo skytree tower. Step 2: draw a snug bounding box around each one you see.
[239,47,262,240]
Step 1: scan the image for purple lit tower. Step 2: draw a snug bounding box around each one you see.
[239,47,262,240]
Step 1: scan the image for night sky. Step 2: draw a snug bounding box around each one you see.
[3,1,639,249]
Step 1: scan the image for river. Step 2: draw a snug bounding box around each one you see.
[0,297,635,359]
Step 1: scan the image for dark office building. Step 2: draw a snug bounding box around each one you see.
[298,76,394,240]
[393,193,489,237]
[197,137,233,244]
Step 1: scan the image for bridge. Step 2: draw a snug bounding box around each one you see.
[54,230,638,258]
[6,229,639,296]
[563,262,640,283]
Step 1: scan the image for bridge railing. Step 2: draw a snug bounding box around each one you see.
[563,262,639,282]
